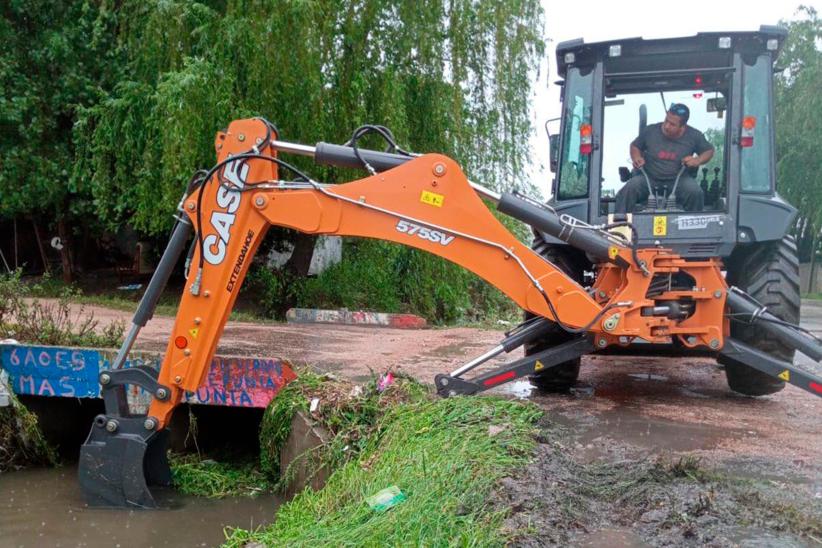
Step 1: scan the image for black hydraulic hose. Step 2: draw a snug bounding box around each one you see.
[497,192,629,268]
[726,287,822,361]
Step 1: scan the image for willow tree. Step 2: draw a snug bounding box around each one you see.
[73,0,545,321]
[0,1,121,279]
[775,7,822,285]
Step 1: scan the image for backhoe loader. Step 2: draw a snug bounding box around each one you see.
[79,27,822,508]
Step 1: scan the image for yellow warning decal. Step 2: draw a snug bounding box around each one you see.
[778,370,790,382]
[189,328,199,339]
[608,246,619,260]
[420,190,445,207]
[653,215,667,236]
[534,360,545,372]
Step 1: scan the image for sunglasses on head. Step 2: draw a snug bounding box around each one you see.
[669,103,688,117]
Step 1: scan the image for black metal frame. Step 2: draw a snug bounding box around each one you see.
[435,337,594,397]
[78,366,172,508]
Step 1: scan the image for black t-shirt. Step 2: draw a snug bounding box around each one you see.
[631,123,713,181]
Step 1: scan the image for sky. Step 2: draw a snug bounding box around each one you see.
[529,0,822,195]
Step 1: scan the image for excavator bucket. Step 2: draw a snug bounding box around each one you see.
[79,425,171,508]
[78,365,174,508]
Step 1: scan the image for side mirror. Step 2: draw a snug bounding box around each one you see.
[549,134,560,173]
[619,166,631,182]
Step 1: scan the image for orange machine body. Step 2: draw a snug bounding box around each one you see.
[148,119,729,426]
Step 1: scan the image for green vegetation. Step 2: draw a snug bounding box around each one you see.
[1,0,545,322]
[0,271,124,347]
[776,7,822,268]
[0,391,58,472]
[169,454,271,499]
[228,390,541,546]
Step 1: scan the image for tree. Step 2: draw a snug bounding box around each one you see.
[0,1,122,279]
[71,0,545,320]
[774,6,822,289]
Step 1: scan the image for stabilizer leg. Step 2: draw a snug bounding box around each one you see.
[436,336,594,396]
[720,338,822,398]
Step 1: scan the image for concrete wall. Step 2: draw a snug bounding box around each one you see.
[800,263,822,294]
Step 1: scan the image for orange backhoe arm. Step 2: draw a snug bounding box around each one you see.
[80,118,822,508]
[148,118,603,427]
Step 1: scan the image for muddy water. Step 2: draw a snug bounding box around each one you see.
[1,467,280,547]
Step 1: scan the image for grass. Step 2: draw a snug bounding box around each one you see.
[169,453,272,498]
[225,393,542,547]
[1,271,125,348]
[0,390,58,472]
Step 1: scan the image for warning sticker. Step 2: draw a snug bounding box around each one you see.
[189,328,199,339]
[778,370,790,382]
[653,216,667,236]
[420,190,445,207]
[608,246,619,260]
[534,360,545,372]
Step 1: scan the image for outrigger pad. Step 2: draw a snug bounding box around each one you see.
[79,418,171,509]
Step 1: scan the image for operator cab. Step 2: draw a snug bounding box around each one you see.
[548,27,793,258]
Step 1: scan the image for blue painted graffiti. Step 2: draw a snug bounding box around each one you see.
[0,344,296,408]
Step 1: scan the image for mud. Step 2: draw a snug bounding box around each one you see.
[496,417,821,547]
[23,299,822,545]
[0,466,280,547]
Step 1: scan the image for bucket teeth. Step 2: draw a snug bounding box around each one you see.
[79,422,171,508]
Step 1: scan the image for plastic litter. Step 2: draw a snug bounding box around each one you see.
[366,485,406,511]
[377,372,395,392]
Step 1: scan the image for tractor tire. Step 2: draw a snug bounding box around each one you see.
[525,237,589,392]
[719,236,800,396]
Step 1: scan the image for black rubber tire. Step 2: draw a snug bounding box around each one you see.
[525,236,589,392]
[719,236,800,396]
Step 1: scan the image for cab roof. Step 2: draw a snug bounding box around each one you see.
[556,26,787,79]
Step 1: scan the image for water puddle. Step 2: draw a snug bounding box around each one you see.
[555,405,743,458]
[1,466,280,547]
[575,527,649,547]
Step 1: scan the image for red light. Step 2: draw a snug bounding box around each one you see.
[810,381,822,394]
[694,74,703,85]
[174,336,188,349]
[579,124,593,155]
[741,116,756,148]
[483,371,516,387]
[693,92,703,99]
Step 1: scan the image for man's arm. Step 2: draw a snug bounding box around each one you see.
[683,129,715,167]
[630,143,645,168]
[683,147,714,168]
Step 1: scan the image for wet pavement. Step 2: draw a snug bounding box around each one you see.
[0,467,280,548]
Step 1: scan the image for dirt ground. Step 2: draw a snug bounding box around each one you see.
[67,299,822,544]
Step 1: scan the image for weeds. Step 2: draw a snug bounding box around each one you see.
[0,271,124,347]
[226,394,542,547]
[0,389,58,472]
[169,453,271,498]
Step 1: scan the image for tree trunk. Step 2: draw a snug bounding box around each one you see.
[57,217,73,283]
[31,218,51,274]
[273,233,318,318]
[809,225,818,294]
[285,233,318,278]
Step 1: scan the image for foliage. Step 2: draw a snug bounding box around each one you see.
[0,271,125,347]
[258,369,428,485]
[5,0,545,323]
[0,389,59,472]
[775,7,822,249]
[169,453,271,498]
[228,395,541,547]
